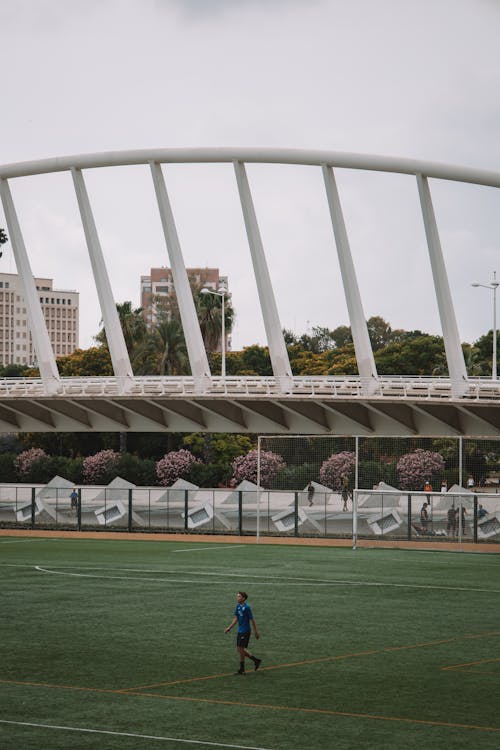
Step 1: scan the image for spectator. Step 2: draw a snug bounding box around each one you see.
[447,504,456,536]
[440,480,447,493]
[420,501,429,532]
[307,482,315,506]
[70,488,78,512]
[467,476,475,489]
[461,506,468,536]
[478,504,488,519]
[341,479,351,512]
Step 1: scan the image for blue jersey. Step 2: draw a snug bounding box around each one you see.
[234,602,253,633]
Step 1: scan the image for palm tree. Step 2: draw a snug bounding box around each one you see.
[196,289,234,353]
[132,316,189,376]
[95,301,147,357]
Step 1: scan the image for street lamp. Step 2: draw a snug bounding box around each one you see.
[471,271,499,380]
[200,286,226,378]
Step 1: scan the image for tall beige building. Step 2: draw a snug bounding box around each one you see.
[0,273,79,366]
[140,267,228,327]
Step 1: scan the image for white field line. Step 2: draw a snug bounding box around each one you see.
[0,719,272,749]
[174,546,243,552]
[0,539,48,544]
[32,565,500,594]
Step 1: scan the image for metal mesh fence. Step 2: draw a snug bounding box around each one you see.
[0,437,498,545]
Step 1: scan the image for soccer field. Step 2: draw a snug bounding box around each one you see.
[1,536,499,750]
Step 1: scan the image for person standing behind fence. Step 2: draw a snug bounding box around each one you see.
[420,501,429,532]
[447,504,456,536]
[461,505,468,536]
[341,478,350,512]
[70,489,78,512]
[307,482,315,506]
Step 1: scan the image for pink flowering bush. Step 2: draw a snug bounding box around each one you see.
[231,449,285,487]
[156,449,200,486]
[15,448,47,476]
[83,450,120,483]
[396,449,445,490]
[320,451,356,490]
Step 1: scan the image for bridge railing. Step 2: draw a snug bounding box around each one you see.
[0,375,498,400]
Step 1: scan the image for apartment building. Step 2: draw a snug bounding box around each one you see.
[140,267,228,327]
[0,273,79,366]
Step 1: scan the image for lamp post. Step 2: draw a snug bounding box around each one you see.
[472,271,499,380]
[200,286,226,378]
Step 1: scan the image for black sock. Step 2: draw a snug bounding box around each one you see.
[250,655,258,663]
[239,662,245,672]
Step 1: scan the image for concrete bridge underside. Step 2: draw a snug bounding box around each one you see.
[0,379,498,436]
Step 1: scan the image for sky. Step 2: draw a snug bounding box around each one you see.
[1,0,500,353]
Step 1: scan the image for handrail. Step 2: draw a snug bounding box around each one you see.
[0,375,497,400]
[2,148,500,189]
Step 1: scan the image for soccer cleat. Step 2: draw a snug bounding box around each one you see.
[234,670,245,675]
[254,658,262,671]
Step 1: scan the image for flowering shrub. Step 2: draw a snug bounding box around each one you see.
[319,451,356,490]
[231,449,285,486]
[396,449,445,490]
[15,448,47,476]
[156,449,200,486]
[82,450,120,483]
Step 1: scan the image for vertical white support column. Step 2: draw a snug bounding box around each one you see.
[0,178,60,392]
[416,175,468,396]
[150,162,211,383]
[322,166,378,389]
[71,168,133,386]
[233,161,292,390]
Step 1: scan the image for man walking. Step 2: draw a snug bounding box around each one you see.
[224,591,261,675]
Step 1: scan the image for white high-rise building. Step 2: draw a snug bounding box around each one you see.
[0,273,79,366]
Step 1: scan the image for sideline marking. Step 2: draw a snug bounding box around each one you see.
[0,719,272,749]
[31,565,500,594]
[125,630,500,691]
[0,539,47,545]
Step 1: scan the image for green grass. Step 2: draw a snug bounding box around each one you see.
[0,536,499,749]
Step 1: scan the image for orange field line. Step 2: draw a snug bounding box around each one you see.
[1,677,499,734]
[107,689,500,734]
[122,630,500,692]
[442,656,500,671]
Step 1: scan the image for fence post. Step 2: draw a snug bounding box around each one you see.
[473,494,478,544]
[128,488,133,533]
[407,495,412,540]
[184,490,189,531]
[294,492,299,537]
[31,486,36,529]
[77,488,82,531]
[238,491,243,536]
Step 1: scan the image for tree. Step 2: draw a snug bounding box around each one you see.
[0,227,7,257]
[83,450,120,483]
[396,449,445,490]
[133,316,189,375]
[232,449,285,486]
[331,325,353,348]
[156,449,199,486]
[319,451,356,489]
[95,301,147,354]
[56,347,113,376]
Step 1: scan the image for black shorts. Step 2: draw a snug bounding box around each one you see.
[237,631,251,648]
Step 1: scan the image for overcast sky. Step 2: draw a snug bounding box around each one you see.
[1,0,500,354]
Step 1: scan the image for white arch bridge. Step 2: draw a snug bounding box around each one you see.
[0,148,499,437]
